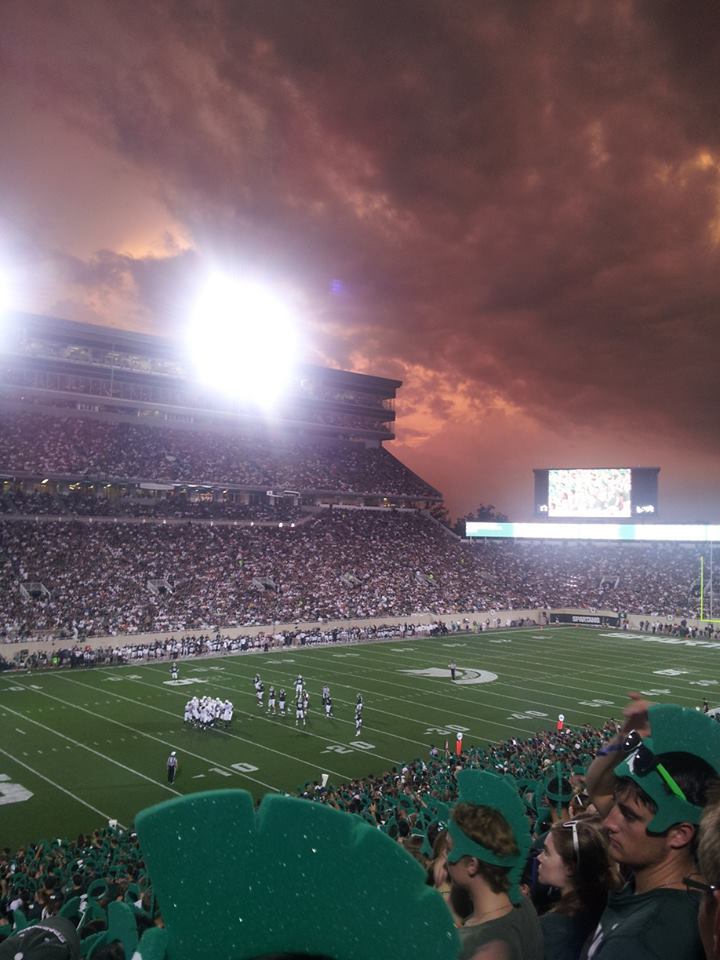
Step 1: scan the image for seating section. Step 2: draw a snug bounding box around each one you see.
[0,720,617,956]
[0,489,302,521]
[0,411,439,497]
[0,510,710,641]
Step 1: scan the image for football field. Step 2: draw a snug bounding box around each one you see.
[1,626,717,850]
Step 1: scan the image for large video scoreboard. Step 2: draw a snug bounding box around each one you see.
[533,467,659,519]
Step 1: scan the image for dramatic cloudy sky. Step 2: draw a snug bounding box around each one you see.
[2,0,720,521]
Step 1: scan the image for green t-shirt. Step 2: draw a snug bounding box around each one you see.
[458,896,544,960]
[541,909,595,960]
[583,883,703,960]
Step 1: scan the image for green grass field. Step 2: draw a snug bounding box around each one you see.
[1,626,717,850]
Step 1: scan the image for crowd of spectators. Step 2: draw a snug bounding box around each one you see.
[2,686,719,958]
[7,707,714,960]
[2,620,456,669]
[299,721,619,820]
[0,720,616,957]
[0,489,303,522]
[0,411,439,497]
[468,538,710,618]
[0,823,155,958]
[0,511,485,640]
[0,508,712,642]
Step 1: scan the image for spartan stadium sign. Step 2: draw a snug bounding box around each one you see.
[400,667,497,685]
[550,613,620,627]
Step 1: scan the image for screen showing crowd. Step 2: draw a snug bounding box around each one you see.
[548,468,632,519]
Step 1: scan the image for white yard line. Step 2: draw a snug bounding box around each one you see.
[117,668,404,765]
[297,645,618,721]
[0,744,125,827]
[213,657,540,734]
[145,662,433,751]
[0,703,181,797]
[37,676,347,784]
[3,687,280,794]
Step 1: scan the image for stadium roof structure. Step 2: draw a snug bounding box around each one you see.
[0,312,402,443]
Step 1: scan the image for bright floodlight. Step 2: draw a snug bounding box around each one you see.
[0,268,9,317]
[187,274,298,406]
[0,268,12,353]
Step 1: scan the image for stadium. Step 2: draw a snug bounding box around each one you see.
[0,308,719,958]
[8,0,720,952]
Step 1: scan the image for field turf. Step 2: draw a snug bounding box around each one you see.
[1,626,717,850]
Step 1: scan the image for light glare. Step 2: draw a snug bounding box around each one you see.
[0,270,8,315]
[187,273,298,406]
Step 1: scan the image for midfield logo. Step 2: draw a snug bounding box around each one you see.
[163,678,208,686]
[399,667,497,685]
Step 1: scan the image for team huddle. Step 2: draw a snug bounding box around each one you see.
[253,673,365,733]
[183,695,234,729]
[174,663,365,733]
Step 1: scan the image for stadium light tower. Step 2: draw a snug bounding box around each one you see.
[186,272,299,407]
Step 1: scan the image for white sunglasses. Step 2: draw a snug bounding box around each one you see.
[561,819,581,864]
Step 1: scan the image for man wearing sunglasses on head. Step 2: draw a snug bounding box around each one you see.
[582,694,720,959]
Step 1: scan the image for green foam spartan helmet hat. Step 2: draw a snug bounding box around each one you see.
[614,703,720,834]
[135,789,459,960]
[447,770,531,905]
[543,763,573,815]
[412,797,451,857]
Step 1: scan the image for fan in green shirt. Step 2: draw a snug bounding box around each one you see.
[583,698,720,960]
[446,770,544,960]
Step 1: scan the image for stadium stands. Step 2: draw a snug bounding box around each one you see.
[466,538,711,618]
[2,321,718,959]
[0,507,712,642]
[0,489,303,522]
[0,411,439,498]
[0,510,485,639]
[0,721,617,956]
